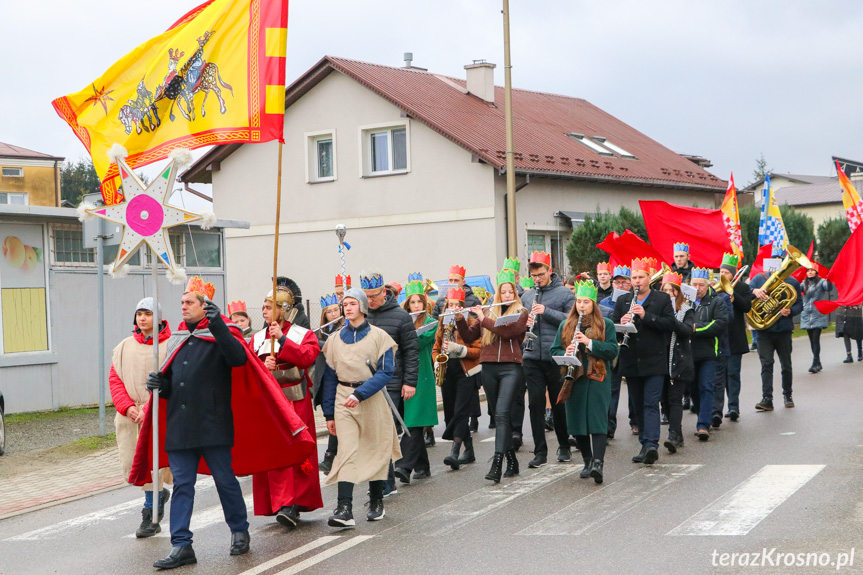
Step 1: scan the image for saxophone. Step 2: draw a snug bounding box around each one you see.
[746,244,812,330]
[434,322,455,387]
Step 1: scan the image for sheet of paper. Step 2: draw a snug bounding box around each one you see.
[494,314,521,327]
[416,321,438,336]
[611,288,630,303]
[615,323,638,333]
[553,355,582,367]
[680,283,698,302]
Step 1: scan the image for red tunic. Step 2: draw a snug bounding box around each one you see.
[250,322,323,515]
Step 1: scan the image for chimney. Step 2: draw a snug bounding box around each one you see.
[464,60,496,103]
[404,52,413,68]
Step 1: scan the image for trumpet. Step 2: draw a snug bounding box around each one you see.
[713,265,749,300]
[424,278,438,295]
[620,285,639,348]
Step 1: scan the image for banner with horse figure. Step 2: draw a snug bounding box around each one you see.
[52,0,289,205]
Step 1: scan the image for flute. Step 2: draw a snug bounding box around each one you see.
[438,300,517,318]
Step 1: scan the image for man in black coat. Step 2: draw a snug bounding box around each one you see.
[363,272,419,495]
[716,256,752,421]
[431,264,482,318]
[146,285,250,570]
[612,259,676,465]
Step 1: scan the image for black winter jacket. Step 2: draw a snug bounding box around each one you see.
[161,316,248,451]
[431,284,482,319]
[668,306,695,382]
[521,274,576,362]
[727,280,753,355]
[690,287,729,362]
[367,293,419,392]
[612,289,676,377]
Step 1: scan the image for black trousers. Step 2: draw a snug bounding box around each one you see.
[608,366,636,435]
[757,330,793,399]
[844,335,863,354]
[523,359,568,455]
[396,426,430,473]
[807,328,822,361]
[661,376,685,438]
[481,362,523,453]
[441,365,473,441]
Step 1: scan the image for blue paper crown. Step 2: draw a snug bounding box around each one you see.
[360,273,384,290]
[673,243,690,253]
[320,293,339,308]
[612,265,631,278]
[691,267,710,280]
[407,271,423,284]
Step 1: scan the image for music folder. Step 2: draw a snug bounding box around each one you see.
[615,323,638,333]
[416,321,438,336]
[494,314,521,326]
[553,355,581,367]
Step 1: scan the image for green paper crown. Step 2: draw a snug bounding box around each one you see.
[503,257,520,273]
[497,268,516,286]
[405,280,424,297]
[575,280,598,301]
[519,276,534,289]
[721,253,740,267]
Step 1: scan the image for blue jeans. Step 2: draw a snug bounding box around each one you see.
[694,360,717,431]
[167,446,249,547]
[626,375,663,449]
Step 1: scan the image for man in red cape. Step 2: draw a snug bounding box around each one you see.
[131,276,315,570]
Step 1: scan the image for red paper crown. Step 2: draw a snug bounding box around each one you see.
[186,276,215,300]
[631,258,650,274]
[388,282,403,295]
[529,251,551,267]
[335,274,352,288]
[227,300,247,315]
[449,264,466,278]
[596,261,611,273]
[661,272,682,287]
[446,287,466,302]
[646,257,658,273]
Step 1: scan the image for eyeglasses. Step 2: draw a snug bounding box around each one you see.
[529,271,548,279]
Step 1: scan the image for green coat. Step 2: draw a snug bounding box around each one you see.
[404,315,439,427]
[550,317,618,436]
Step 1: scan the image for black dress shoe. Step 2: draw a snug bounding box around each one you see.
[394,467,411,484]
[632,446,647,463]
[276,505,299,529]
[412,468,431,480]
[728,410,739,422]
[712,414,722,428]
[230,530,250,556]
[643,447,659,465]
[154,545,196,570]
[844,354,854,364]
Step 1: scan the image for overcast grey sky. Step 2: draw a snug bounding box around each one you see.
[2,0,861,195]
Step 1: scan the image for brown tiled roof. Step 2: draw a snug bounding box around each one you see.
[757,181,843,207]
[183,56,725,191]
[0,142,64,161]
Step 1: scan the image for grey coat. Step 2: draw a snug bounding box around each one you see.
[520,273,576,362]
[800,278,831,330]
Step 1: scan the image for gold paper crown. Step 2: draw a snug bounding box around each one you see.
[185,276,215,300]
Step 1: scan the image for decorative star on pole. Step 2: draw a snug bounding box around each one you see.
[86,153,201,274]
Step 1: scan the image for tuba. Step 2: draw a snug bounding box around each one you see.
[745,244,812,330]
[649,262,673,288]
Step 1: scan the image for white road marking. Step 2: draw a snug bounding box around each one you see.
[480,437,496,443]
[780,432,796,436]
[272,535,374,575]
[518,464,702,536]
[124,492,254,539]
[435,437,452,443]
[236,536,342,575]
[389,464,579,537]
[668,464,825,536]
[5,477,216,541]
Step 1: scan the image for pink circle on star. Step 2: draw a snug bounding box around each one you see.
[126,195,164,236]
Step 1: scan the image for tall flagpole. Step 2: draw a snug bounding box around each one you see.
[503,0,518,257]
[271,142,284,357]
[150,247,161,525]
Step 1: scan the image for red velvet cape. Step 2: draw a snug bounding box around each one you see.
[128,315,316,485]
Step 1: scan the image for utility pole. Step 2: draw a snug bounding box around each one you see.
[503,0,518,257]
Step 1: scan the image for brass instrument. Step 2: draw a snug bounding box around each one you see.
[745,245,812,330]
[713,265,749,299]
[620,285,639,348]
[424,278,438,295]
[434,322,455,387]
[649,262,673,288]
[473,286,492,305]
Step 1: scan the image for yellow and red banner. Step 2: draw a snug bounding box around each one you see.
[52,0,289,204]
[720,172,744,261]
[837,160,863,232]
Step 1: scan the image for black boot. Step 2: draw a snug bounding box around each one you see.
[844,353,854,364]
[504,449,520,478]
[663,432,684,454]
[579,458,592,479]
[319,451,336,475]
[444,441,461,470]
[814,356,822,372]
[458,437,476,464]
[485,452,504,483]
[589,459,604,484]
[808,360,817,373]
[424,427,435,447]
[136,507,161,538]
[276,505,300,529]
[153,545,196,569]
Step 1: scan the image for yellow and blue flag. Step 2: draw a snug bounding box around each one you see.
[757,174,788,257]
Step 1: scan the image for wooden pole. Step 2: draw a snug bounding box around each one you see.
[503,0,518,258]
[271,141,284,356]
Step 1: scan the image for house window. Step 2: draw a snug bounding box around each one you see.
[52,223,143,267]
[567,133,613,157]
[527,231,567,276]
[592,137,636,159]
[181,230,221,268]
[1,167,23,177]
[306,130,337,183]
[0,192,28,205]
[360,122,410,176]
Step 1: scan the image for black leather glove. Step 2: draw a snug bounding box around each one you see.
[204,300,222,322]
[146,371,164,392]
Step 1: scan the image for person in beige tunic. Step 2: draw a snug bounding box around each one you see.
[321,288,399,528]
[108,297,173,538]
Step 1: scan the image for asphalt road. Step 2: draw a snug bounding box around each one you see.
[2,335,862,575]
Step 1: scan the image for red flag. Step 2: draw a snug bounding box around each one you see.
[791,242,815,282]
[814,226,863,314]
[640,200,734,267]
[748,243,774,281]
[596,229,665,268]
